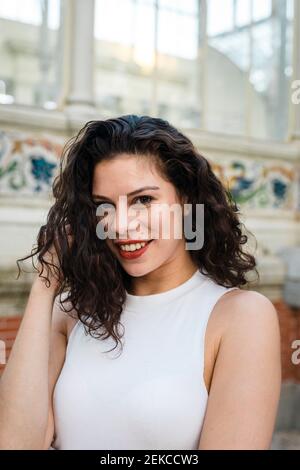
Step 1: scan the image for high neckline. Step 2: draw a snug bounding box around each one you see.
[124,268,208,312]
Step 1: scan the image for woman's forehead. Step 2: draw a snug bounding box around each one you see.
[92,155,165,194]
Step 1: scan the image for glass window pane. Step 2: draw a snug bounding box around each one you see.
[253,0,272,21]
[210,31,250,71]
[0,0,42,26]
[94,0,202,127]
[94,0,134,45]
[0,0,62,108]
[236,0,251,26]
[159,0,198,15]
[206,0,293,140]
[286,0,294,20]
[157,9,198,59]
[249,6,293,139]
[94,0,294,140]
[94,0,155,116]
[156,5,201,128]
[206,30,250,135]
[207,0,234,36]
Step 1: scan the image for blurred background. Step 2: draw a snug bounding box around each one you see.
[0,0,300,449]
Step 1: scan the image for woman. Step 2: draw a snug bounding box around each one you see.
[0,115,281,450]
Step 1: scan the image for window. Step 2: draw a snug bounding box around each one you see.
[94,0,294,140]
[0,0,295,142]
[206,0,293,139]
[0,0,62,108]
[94,0,201,128]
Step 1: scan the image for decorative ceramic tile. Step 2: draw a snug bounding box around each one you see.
[0,130,298,211]
[0,130,63,196]
[211,158,296,210]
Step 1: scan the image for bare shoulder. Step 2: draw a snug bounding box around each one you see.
[213,288,280,338]
[200,288,281,449]
[204,288,280,393]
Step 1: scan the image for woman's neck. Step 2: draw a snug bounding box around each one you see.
[128,260,199,296]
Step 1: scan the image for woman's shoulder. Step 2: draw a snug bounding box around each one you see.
[212,288,280,341]
[204,288,280,395]
[216,288,278,317]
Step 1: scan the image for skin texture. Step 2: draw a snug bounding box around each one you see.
[0,153,281,450]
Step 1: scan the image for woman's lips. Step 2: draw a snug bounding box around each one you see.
[116,240,153,260]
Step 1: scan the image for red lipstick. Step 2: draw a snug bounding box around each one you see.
[115,239,153,260]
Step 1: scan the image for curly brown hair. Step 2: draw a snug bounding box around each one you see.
[17,115,258,353]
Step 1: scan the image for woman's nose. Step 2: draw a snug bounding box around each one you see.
[110,205,133,239]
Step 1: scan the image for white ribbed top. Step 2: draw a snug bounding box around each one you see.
[51,269,238,450]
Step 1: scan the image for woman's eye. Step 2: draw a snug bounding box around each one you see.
[133,195,153,206]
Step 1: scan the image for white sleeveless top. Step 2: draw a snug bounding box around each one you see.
[51,269,238,450]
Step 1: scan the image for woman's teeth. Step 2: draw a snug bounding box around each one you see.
[119,241,148,252]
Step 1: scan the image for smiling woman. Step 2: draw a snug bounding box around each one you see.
[0,115,280,450]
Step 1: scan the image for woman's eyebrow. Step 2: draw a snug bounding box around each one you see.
[92,186,160,200]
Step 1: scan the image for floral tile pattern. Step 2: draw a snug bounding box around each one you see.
[0,130,63,196]
[0,129,298,210]
[211,158,297,211]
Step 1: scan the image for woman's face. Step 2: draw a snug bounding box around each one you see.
[92,153,188,278]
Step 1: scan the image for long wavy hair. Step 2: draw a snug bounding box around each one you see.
[17,115,258,353]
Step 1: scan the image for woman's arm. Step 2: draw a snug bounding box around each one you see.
[0,232,70,450]
[0,277,56,449]
[198,290,281,450]
[42,293,69,450]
